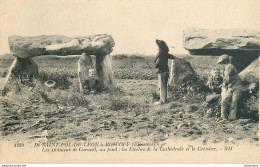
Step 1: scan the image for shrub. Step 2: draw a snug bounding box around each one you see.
[151,91,160,101]
[113,54,128,60]
[129,54,145,60]
[0,70,7,77]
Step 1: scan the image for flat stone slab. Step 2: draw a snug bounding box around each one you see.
[9,34,115,58]
[183,28,260,54]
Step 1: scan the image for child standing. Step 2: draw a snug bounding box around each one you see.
[154,39,175,104]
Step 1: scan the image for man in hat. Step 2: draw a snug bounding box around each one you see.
[154,39,175,104]
[218,54,243,120]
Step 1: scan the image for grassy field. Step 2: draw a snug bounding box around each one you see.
[0,53,258,145]
[0,53,218,80]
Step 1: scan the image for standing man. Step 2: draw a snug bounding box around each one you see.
[154,39,175,104]
[217,54,243,120]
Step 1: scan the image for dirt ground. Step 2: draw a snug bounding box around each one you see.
[0,78,258,146]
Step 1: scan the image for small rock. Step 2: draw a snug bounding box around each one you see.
[212,139,220,143]
[228,137,235,142]
[237,119,250,125]
[141,117,149,121]
[160,136,167,141]
[177,123,189,129]
[58,105,64,110]
[187,105,199,113]
[16,109,22,114]
[154,101,162,106]
[188,121,194,126]
[206,94,221,105]
[7,92,14,96]
[37,120,45,124]
[202,139,207,144]
[90,128,99,133]
[111,120,117,126]
[177,112,183,118]
[42,130,48,136]
[206,109,214,117]
[161,125,167,129]
[177,124,183,129]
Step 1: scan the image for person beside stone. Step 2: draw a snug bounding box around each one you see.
[154,39,175,104]
[84,68,102,93]
[78,53,94,94]
[217,54,243,120]
[207,68,223,94]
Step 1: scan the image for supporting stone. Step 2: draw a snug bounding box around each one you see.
[1,57,18,92]
[11,57,38,80]
[96,54,114,87]
[239,57,259,83]
[1,56,38,93]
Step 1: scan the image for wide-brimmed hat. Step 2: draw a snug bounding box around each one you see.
[217,54,231,64]
[156,39,169,52]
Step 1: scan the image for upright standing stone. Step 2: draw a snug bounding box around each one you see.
[168,58,196,86]
[11,57,38,80]
[239,57,259,83]
[1,56,38,93]
[96,54,114,87]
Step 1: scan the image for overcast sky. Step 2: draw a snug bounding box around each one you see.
[0,0,260,55]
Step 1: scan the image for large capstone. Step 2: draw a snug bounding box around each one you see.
[8,34,115,58]
[184,28,260,52]
[183,28,260,72]
[239,57,259,83]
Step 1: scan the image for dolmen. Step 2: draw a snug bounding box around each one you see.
[2,34,115,92]
[183,28,260,72]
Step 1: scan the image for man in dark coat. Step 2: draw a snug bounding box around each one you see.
[154,39,175,104]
